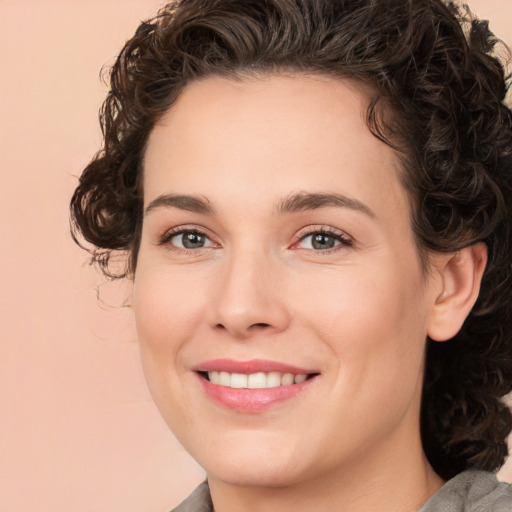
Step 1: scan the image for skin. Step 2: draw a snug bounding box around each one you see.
[134,73,486,511]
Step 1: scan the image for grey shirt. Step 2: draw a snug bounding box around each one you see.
[171,470,511,511]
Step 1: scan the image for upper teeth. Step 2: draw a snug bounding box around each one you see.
[207,371,308,389]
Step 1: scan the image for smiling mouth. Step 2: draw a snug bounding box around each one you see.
[194,361,320,412]
[198,371,319,389]
[193,359,320,412]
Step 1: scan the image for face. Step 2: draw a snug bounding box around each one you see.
[134,74,438,488]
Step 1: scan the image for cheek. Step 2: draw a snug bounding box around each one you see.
[294,259,426,340]
[132,265,210,427]
[292,257,428,394]
[133,265,207,351]
[132,263,211,413]
[300,261,428,427]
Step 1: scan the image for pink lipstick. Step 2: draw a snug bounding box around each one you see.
[193,359,319,413]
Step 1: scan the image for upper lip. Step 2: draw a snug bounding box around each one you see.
[193,358,318,375]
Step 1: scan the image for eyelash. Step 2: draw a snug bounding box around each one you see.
[293,226,353,253]
[158,225,217,255]
[158,225,353,255]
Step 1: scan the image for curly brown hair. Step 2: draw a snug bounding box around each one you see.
[70,0,512,480]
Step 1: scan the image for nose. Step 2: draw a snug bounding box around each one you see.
[206,247,291,340]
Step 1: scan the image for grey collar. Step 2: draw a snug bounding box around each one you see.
[171,470,511,512]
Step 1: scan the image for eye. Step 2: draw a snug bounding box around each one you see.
[162,229,217,250]
[295,228,352,252]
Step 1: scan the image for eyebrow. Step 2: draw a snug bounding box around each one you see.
[275,192,376,218]
[145,194,216,216]
[144,191,375,218]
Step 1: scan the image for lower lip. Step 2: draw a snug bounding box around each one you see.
[197,374,317,413]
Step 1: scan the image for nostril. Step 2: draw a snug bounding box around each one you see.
[213,321,273,336]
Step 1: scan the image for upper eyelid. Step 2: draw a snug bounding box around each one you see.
[295,225,353,242]
[158,224,214,243]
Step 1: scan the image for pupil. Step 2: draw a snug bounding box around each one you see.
[183,232,205,249]
[312,233,335,250]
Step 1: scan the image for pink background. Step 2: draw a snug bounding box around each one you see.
[1,1,511,510]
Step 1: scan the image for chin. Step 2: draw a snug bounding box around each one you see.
[205,460,306,488]
[187,434,312,488]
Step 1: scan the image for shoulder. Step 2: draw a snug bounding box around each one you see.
[419,469,512,511]
[169,481,213,512]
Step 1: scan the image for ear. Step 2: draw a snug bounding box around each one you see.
[426,242,487,342]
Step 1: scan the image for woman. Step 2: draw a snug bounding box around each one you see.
[70,0,512,510]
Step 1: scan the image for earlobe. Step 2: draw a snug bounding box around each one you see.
[427,242,487,342]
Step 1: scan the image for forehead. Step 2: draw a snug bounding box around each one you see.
[143,73,410,223]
